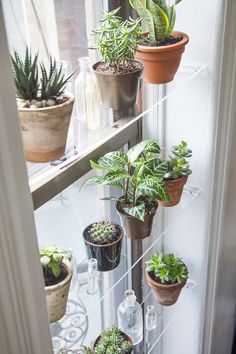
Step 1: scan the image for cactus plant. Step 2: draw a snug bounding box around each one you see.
[94,326,132,354]
[89,221,117,244]
[129,0,183,41]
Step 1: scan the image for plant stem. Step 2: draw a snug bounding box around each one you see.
[124,164,131,204]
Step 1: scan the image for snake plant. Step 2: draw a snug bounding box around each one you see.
[129,0,183,41]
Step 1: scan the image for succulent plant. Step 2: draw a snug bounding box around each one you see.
[165,141,192,180]
[129,0,183,41]
[11,47,39,100]
[91,8,142,72]
[40,57,74,100]
[89,221,116,244]
[146,253,188,284]
[40,245,71,278]
[94,326,132,354]
[11,47,75,104]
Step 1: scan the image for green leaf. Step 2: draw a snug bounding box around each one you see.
[98,151,128,169]
[123,202,146,221]
[129,0,156,41]
[127,140,160,164]
[40,255,50,266]
[102,170,130,185]
[154,161,168,179]
[146,0,169,40]
[50,262,61,278]
[168,6,176,35]
[81,176,106,189]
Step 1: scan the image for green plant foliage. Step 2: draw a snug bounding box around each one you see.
[11,47,39,100]
[165,141,192,180]
[82,139,171,222]
[11,47,75,101]
[39,245,71,278]
[94,326,132,354]
[90,221,116,244]
[40,57,75,100]
[91,8,142,71]
[146,253,188,284]
[129,0,183,41]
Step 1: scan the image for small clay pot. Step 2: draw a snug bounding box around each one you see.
[93,331,133,353]
[45,260,72,323]
[146,270,187,306]
[157,175,188,207]
[135,31,189,84]
[93,60,143,110]
[116,202,158,239]
[83,223,123,272]
[18,94,74,163]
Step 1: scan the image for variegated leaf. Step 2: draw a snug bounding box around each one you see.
[97,151,128,169]
[152,0,168,16]
[154,161,168,179]
[102,170,130,185]
[129,0,156,41]
[127,140,160,164]
[80,176,106,189]
[123,203,146,221]
[168,5,176,34]
[146,0,169,40]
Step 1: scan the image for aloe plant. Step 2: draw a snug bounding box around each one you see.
[82,139,170,221]
[129,0,183,41]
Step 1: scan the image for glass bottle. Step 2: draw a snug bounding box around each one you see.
[74,57,102,153]
[145,305,158,331]
[87,258,99,295]
[117,289,143,345]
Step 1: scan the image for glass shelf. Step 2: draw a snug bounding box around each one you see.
[51,186,200,352]
[28,64,205,210]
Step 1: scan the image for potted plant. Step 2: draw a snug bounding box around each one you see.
[129,0,189,84]
[157,141,192,207]
[11,47,75,162]
[40,245,72,323]
[91,8,143,110]
[82,220,123,271]
[93,325,133,353]
[146,253,188,306]
[82,139,170,239]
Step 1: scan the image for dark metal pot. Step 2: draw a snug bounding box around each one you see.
[116,203,158,240]
[93,60,143,110]
[83,222,123,272]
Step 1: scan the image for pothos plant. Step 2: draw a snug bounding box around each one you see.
[129,0,183,41]
[82,140,170,221]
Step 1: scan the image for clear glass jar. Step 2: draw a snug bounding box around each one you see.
[74,57,102,152]
[117,289,143,345]
[145,305,158,331]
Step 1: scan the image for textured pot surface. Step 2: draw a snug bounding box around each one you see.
[158,175,188,207]
[93,331,133,353]
[135,32,189,84]
[18,94,74,163]
[83,223,123,271]
[45,260,72,323]
[116,203,158,239]
[93,61,143,110]
[146,270,187,306]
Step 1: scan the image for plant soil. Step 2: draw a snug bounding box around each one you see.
[148,271,178,285]
[43,264,68,287]
[95,61,143,75]
[85,223,121,245]
[142,35,182,47]
[117,197,157,217]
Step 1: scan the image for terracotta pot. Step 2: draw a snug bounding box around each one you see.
[18,94,74,163]
[158,175,188,207]
[45,260,72,323]
[83,222,123,272]
[135,31,189,84]
[146,270,187,306]
[93,331,133,353]
[116,202,158,239]
[93,60,143,110]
